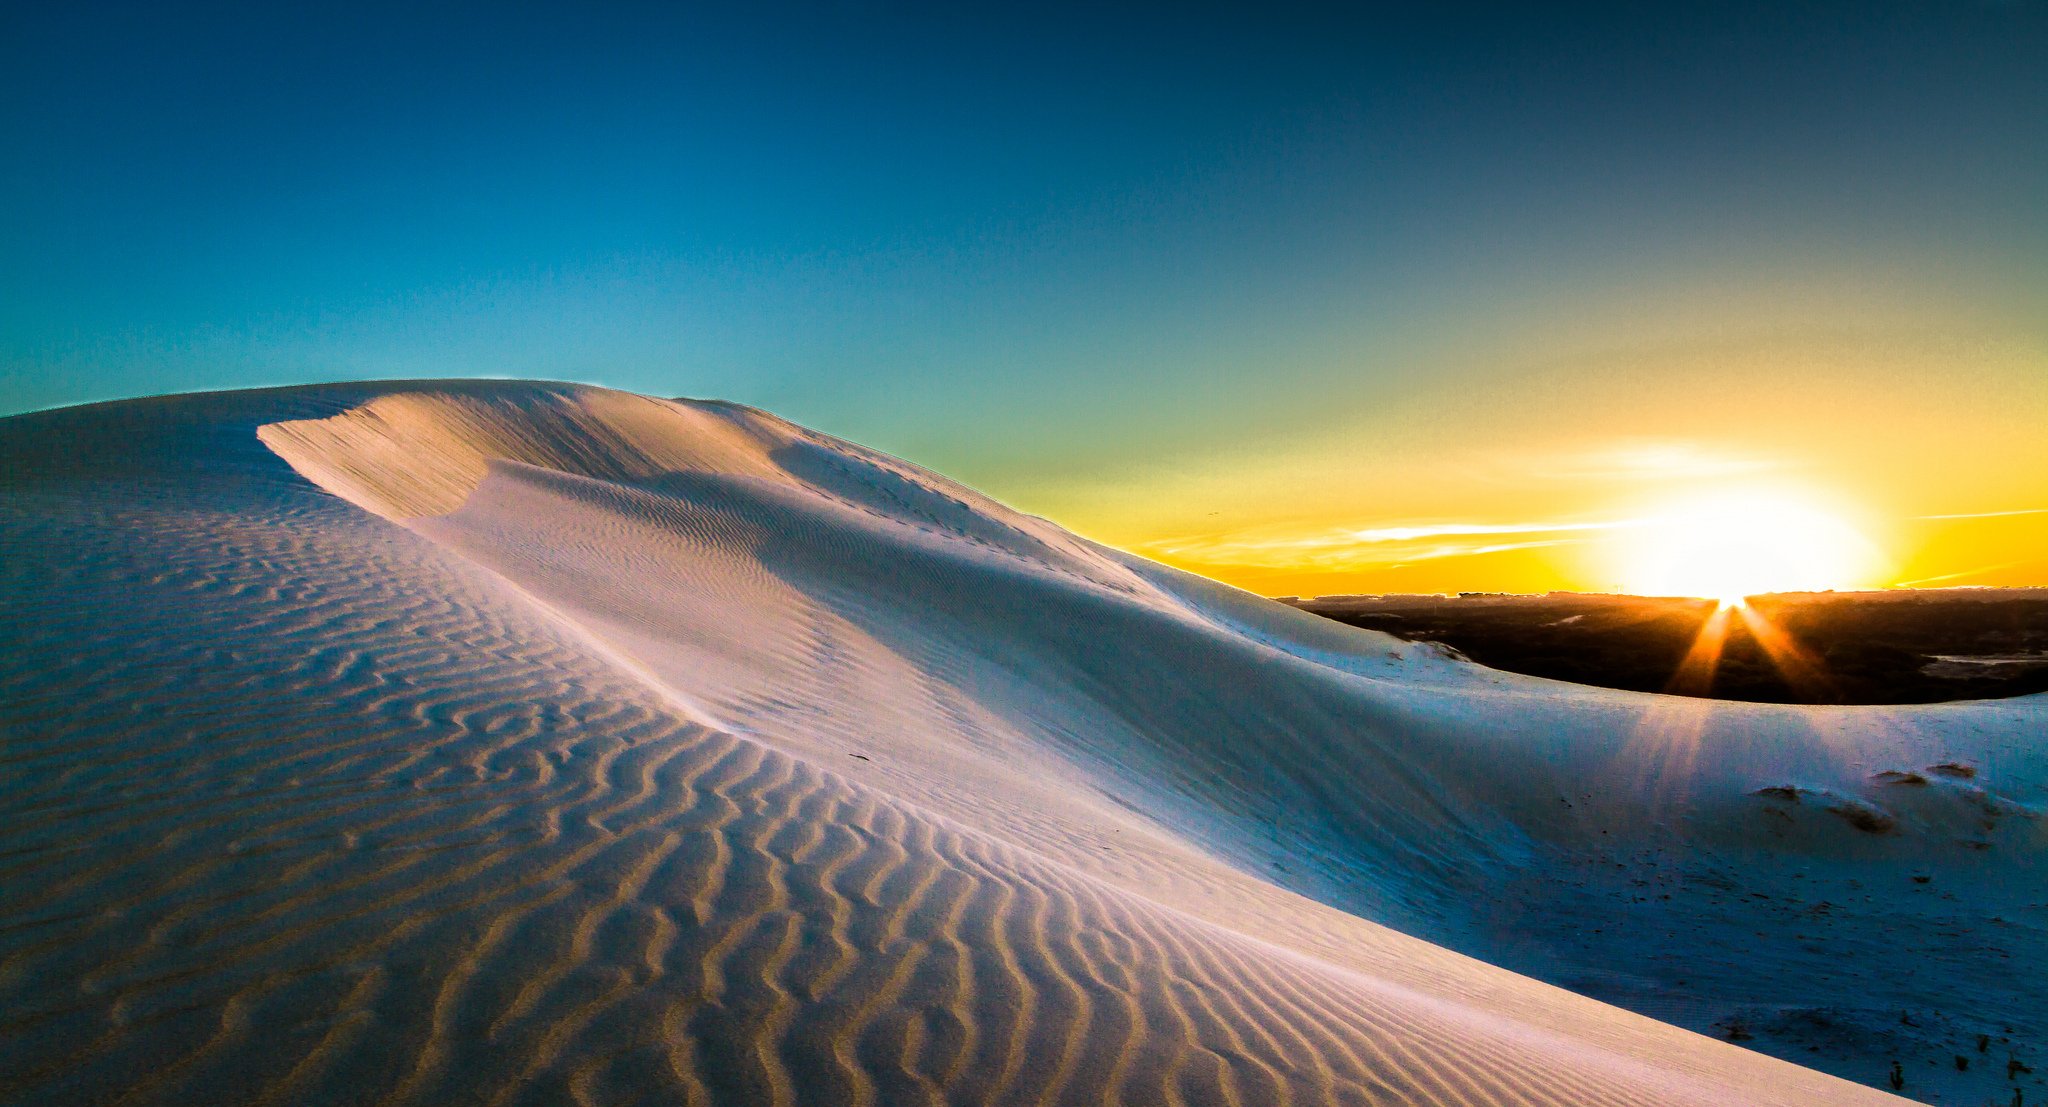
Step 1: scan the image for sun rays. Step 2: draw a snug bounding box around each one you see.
[1663,598,1838,703]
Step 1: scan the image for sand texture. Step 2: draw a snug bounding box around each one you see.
[7,381,2039,1105]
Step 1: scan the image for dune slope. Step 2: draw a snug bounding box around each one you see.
[6,381,2040,1105]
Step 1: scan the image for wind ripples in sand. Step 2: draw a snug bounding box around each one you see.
[0,384,1955,1105]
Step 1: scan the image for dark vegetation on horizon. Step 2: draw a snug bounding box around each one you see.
[1284,590,2048,705]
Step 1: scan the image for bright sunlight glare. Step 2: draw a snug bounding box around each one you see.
[1618,489,1884,605]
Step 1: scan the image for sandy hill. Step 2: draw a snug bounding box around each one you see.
[5,380,2041,1105]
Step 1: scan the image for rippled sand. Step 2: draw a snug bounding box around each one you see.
[6,381,2037,1105]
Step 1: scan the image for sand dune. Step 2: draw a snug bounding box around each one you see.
[7,382,2040,1104]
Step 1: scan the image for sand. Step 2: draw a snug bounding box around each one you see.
[6,380,2038,1105]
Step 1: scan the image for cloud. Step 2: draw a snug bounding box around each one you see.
[1917,508,2048,521]
[1384,538,1585,564]
[1345,519,1634,543]
[1893,561,2029,587]
[1148,518,1635,570]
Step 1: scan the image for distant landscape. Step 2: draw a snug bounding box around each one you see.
[1284,590,2048,704]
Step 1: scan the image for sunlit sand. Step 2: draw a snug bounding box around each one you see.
[5,381,2041,1105]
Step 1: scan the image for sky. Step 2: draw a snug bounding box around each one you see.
[4,1,2044,596]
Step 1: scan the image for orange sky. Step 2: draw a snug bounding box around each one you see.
[986,327,2048,599]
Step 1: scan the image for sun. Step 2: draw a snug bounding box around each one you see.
[1618,488,1882,605]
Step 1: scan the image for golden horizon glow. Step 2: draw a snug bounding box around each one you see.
[1100,485,2048,600]
[989,334,2048,599]
[1114,478,1930,600]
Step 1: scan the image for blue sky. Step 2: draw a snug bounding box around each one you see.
[4,2,2044,590]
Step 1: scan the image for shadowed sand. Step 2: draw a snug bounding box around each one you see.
[6,381,2037,1105]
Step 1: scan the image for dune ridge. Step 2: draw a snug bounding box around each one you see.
[7,381,2039,1104]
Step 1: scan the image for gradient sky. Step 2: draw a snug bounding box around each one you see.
[5,2,2045,595]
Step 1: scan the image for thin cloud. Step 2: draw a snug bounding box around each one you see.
[1149,519,1629,569]
[1347,519,1636,543]
[1917,508,2048,521]
[1894,561,2029,587]
[1402,538,1584,561]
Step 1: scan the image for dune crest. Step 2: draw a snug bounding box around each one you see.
[255,388,792,518]
[9,381,2039,1104]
